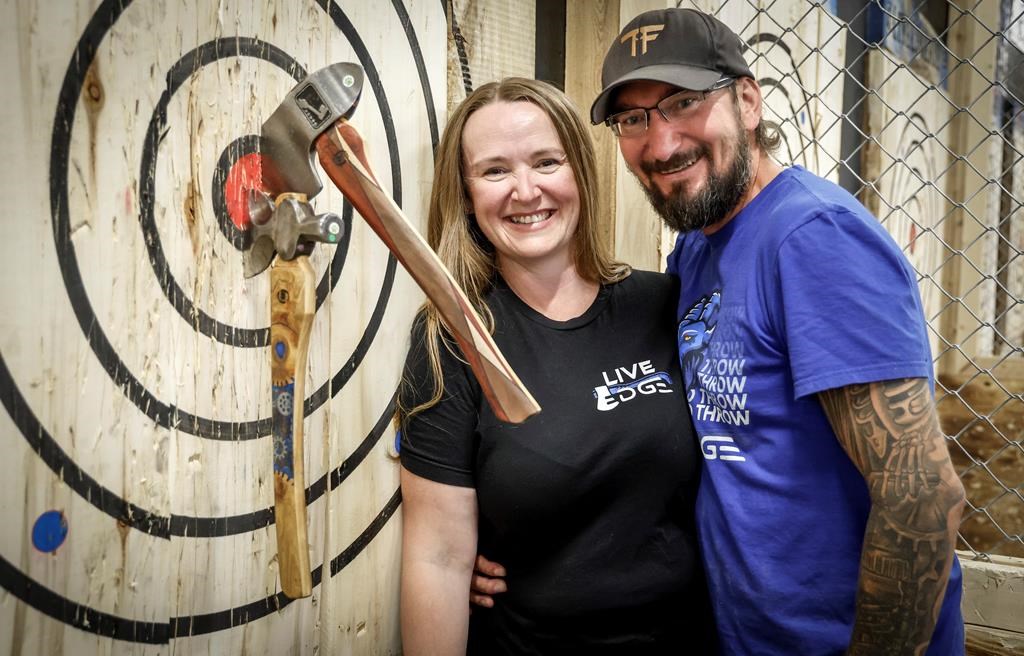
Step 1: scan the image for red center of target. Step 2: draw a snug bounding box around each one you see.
[225,153,267,230]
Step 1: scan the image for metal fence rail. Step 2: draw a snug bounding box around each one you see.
[677,0,1023,559]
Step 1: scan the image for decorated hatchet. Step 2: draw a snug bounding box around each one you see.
[247,63,540,598]
[243,189,341,600]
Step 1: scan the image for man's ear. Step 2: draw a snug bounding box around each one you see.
[735,77,763,132]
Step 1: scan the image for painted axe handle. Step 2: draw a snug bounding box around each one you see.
[315,121,540,424]
[270,255,314,599]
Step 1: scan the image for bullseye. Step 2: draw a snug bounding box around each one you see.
[225,152,265,230]
[212,133,268,250]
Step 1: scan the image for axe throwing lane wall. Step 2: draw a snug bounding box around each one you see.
[1,1,445,653]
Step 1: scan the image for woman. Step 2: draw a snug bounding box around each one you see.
[399,78,709,654]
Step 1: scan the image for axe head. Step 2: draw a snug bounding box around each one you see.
[261,62,364,198]
[244,63,364,276]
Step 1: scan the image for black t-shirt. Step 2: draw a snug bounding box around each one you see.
[400,270,710,654]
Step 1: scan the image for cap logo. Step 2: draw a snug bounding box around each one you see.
[620,23,664,57]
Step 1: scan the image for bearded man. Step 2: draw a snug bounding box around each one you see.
[473,7,967,655]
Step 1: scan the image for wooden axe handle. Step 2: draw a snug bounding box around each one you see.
[315,121,540,424]
[270,255,314,599]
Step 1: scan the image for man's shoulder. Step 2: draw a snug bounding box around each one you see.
[766,166,869,224]
[770,167,876,226]
[759,167,900,255]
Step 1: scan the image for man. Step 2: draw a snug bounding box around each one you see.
[473,7,966,655]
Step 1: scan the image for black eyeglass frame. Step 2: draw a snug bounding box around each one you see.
[603,77,737,137]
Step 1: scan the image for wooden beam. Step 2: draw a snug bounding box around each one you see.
[938,0,1003,376]
[965,625,1024,656]
[535,0,566,88]
[954,355,1024,383]
[613,0,667,272]
[959,552,1024,655]
[565,0,620,255]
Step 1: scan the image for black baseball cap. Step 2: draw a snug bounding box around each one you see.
[590,8,753,124]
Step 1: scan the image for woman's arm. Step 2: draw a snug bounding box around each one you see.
[400,466,479,655]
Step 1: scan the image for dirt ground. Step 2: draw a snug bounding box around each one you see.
[936,368,1024,559]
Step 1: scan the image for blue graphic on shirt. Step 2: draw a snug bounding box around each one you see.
[677,290,721,392]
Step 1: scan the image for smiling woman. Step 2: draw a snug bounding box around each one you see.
[462,101,582,289]
[396,78,715,655]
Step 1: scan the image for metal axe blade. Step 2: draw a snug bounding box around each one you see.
[242,63,364,277]
[260,62,364,199]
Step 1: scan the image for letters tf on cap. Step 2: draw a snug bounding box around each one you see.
[590,7,753,125]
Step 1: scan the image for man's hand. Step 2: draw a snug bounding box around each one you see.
[819,378,965,656]
[469,555,507,608]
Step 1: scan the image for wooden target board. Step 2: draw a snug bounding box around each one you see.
[860,3,953,361]
[0,1,444,653]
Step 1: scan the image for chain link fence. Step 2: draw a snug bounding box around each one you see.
[676,0,1023,559]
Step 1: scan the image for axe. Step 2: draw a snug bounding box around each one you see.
[244,190,340,600]
[249,63,540,598]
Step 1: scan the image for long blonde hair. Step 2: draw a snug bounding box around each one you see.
[403,78,630,419]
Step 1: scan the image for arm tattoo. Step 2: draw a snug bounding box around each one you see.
[819,379,965,656]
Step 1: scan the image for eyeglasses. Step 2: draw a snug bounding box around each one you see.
[604,78,736,138]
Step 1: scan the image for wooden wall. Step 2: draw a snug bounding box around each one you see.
[0,1,445,653]
[447,0,536,109]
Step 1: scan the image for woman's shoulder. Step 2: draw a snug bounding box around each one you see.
[404,309,470,376]
[614,269,680,298]
[605,270,680,323]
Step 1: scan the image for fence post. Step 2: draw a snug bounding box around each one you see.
[939,0,1003,378]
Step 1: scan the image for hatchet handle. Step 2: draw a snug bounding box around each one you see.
[270,254,314,599]
[315,120,540,424]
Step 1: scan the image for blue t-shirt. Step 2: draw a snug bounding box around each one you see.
[667,166,964,655]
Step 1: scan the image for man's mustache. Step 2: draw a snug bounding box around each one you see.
[640,146,709,177]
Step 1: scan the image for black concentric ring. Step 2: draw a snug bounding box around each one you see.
[49,4,402,441]
[4,0,443,641]
[138,38,364,346]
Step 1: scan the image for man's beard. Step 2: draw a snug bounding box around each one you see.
[639,130,753,234]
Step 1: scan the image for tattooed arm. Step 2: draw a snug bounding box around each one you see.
[818,378,965,656]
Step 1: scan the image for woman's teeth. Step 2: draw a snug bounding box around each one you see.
[508,211,552,224]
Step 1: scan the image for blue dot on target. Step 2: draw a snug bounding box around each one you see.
[32,510,68,553]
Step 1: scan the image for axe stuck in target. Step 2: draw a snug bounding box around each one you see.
[240,63,540,599]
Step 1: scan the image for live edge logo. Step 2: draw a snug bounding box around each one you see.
[620,23,664,56]
[593,359,674,412]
